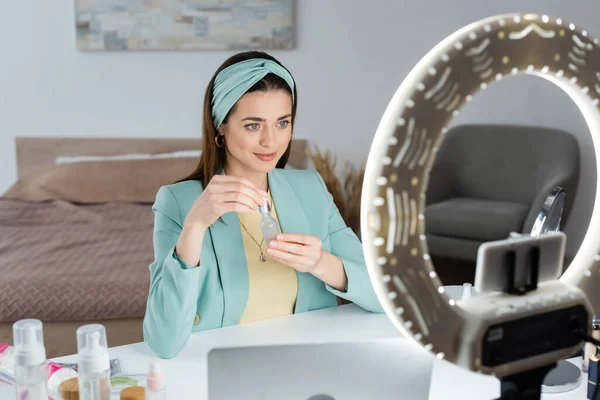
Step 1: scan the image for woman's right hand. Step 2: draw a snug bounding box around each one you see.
[184,175,267,231]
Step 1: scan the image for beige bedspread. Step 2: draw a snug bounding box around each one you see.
[0,199,153,322]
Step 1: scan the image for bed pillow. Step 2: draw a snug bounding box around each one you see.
[2,157,198,203]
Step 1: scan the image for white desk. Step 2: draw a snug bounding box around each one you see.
[0,304,588,399]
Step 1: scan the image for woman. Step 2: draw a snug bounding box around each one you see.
[143,51,383,359]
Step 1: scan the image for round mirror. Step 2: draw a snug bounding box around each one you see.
[531,186,566,237]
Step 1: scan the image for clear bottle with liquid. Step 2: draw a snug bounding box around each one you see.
[259,198,281,244]
[13,319,49,400]
[77,324,111,400]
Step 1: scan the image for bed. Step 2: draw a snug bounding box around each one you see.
[0,137,308,358]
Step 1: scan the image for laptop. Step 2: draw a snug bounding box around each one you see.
[207,338,434,400]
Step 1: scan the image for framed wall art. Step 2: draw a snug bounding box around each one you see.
[74,0,295,51]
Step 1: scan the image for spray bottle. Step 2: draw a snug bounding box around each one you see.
[13,319,49,400]
[77,324,111,400]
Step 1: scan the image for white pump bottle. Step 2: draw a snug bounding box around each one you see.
[77,324,111,400]
[13,319,48,400]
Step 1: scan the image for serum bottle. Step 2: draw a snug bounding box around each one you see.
[259,197,281,244]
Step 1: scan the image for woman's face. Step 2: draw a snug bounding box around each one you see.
[220,89,293,175]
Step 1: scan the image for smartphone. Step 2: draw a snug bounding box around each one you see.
[474,232,566,294]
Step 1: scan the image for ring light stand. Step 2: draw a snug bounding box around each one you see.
[361,13,600,399]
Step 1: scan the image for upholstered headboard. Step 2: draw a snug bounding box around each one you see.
[15,137,308,179]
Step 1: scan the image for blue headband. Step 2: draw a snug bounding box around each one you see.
[211,58,295,128]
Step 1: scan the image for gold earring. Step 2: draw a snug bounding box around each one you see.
[215,135,225,148]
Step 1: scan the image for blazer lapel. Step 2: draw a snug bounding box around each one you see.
[209,208,249,327]
[268,169,320,313]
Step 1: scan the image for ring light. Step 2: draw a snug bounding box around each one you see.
[361,13,600,380]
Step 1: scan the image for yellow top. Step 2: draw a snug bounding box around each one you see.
[238,191,298,324]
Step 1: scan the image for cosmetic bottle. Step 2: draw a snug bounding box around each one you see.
[583,315,600,373]
[145,358,166,400]
[588,353,600,399]
[259,198,281,244]
[77,324,111,400]
[0,341,78,399]
[13,319,49,400]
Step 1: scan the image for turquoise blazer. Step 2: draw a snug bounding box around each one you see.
[143,168,383,358]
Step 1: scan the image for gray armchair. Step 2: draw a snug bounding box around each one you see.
[424,124,579,262]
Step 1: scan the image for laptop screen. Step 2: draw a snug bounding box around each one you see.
[207,338,434,400]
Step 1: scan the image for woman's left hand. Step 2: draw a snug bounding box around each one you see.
[268,233,348,292]
[266,233,324,274]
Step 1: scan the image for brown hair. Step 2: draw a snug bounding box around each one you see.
[179,51,298,185]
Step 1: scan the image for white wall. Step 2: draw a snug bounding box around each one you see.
[1,0,598,258]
